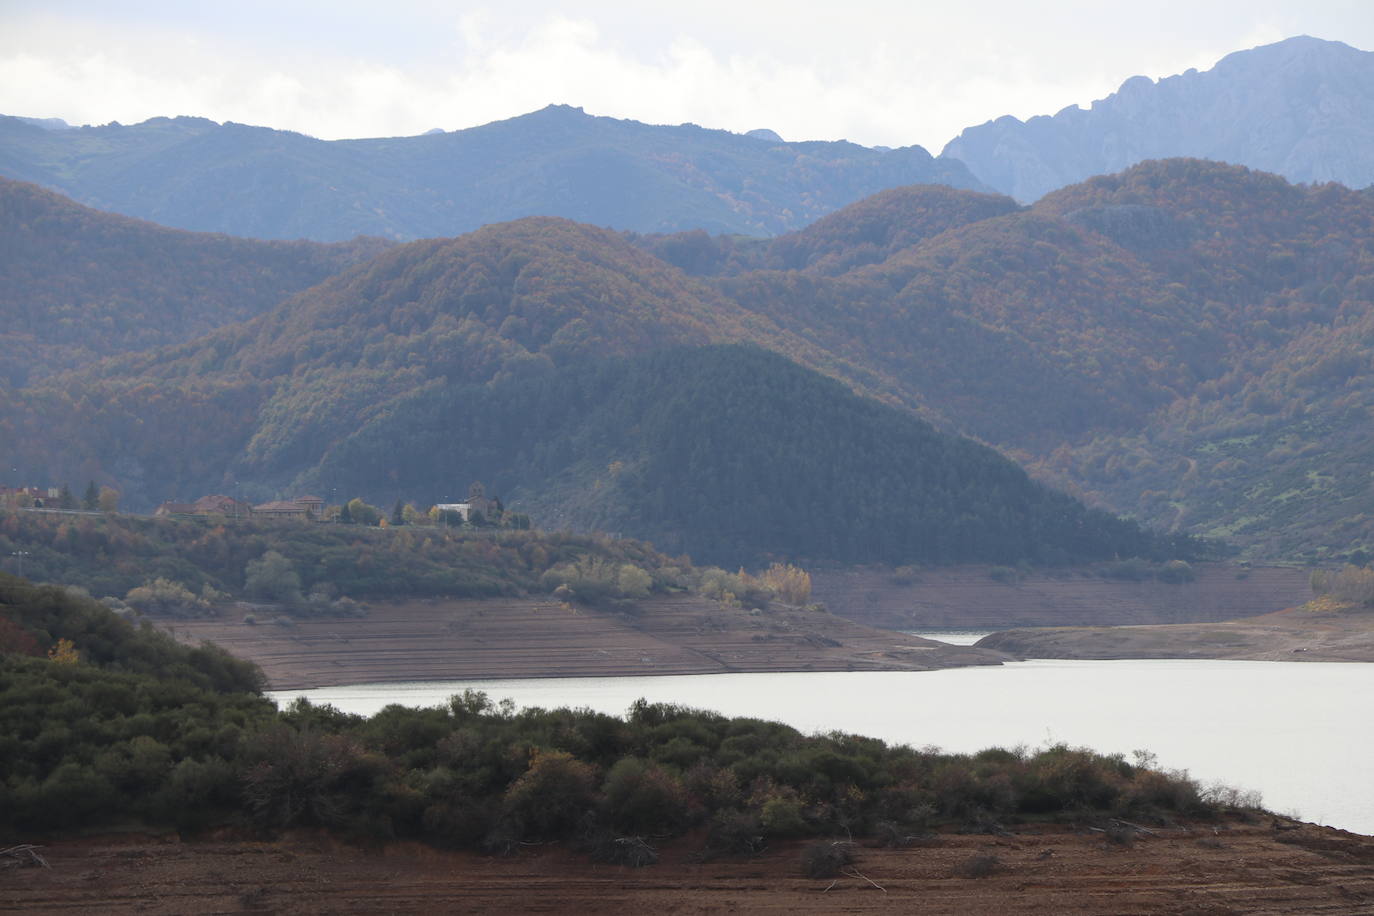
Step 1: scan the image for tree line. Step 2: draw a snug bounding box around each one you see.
[1,575,1249,852]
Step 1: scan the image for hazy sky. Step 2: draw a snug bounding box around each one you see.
[1,1,1370,151]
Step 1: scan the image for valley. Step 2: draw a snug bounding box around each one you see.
[5,21,1374,912]
[5,157,1373,562]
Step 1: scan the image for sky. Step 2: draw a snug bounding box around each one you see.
[0,0,1370,152]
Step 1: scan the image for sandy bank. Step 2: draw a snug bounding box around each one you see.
[812,564,1310,629]
[977,602,1374,662]
[164,594,1008,690]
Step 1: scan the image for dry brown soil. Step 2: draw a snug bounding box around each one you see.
[812,565,1311,630]
[978,602,1374,662]
[6,819,1374,914]
[166,595,1008,690]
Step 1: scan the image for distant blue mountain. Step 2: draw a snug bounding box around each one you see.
[942,36,1374,201]
[0,105,984,242]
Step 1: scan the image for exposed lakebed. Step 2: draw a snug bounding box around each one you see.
[273,658,1374,838]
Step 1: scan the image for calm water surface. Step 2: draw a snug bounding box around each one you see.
[904,629,995,646]
[273,659,1374,837]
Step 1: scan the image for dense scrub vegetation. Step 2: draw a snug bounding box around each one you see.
[0,576,1244,848]
[5,160,1374,561]
[0,177,389,385]
[0,511,689,608]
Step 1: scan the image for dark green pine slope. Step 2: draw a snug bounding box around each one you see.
[305,345,1180,567]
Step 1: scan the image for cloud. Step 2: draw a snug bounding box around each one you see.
[1,2,1370,150]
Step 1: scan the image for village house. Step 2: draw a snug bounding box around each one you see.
[253,495,325,520]
[435,482,500,522]
[0,486,61,508]
[192,494,255,518]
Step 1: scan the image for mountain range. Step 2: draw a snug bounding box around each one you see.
[3,37,1371,244]
[2,158,1371,563]
[943,36,1374,201]
[0,105,981,242]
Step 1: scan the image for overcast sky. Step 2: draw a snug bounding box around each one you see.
[1,1,1370,151]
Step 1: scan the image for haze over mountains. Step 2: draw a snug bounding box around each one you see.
[0,104,981,242]
[944,36,1374,202]
[3,37,1371,244]
[3,33,1374,566]
[3,157,1371,564]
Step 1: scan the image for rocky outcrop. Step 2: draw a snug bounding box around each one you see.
[943,36,1374,201]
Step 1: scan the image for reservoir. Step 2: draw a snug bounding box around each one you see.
[273,658,1374,837]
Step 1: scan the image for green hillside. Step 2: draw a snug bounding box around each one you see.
[5,161,1374,561]
[302,346,1181,566]
[0,177,389,384]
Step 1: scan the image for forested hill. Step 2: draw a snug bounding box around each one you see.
[301,345,1183,566]
[0,105,984,242]
[635,184,1022,277]
[5,160,1374,560]
[0,178,390,384]
[942,36,1374,202]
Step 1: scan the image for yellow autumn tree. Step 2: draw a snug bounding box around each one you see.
[758,563,812,605]
[48,637,79,665]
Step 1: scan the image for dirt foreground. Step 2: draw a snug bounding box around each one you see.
[166,594,1008,690]
[978,602,1374,662]
[5,818,1373,914]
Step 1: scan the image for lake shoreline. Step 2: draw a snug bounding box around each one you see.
[977,602,1374,662]
[164,594,1010,690]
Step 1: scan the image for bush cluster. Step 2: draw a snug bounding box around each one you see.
[0,575,1248,853]
[0,510,677,608]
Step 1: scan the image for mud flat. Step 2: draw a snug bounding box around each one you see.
[6,818,1373,914]
[812,565,1311,630]
[165,595,1008,690]
[977,602,1374,662]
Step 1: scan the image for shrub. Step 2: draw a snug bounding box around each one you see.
[124,578,211,618]
[616,565,652,600]
[601,758,688,833]
[759,795,806,837]
[501,750,598,840]
[540,558,623,605]
[240,727,373,831]
[800,839,855,878]
[758,563,812,605]
[1309,565,1374,606]
[1156,560,1197,584]
[244,551,303,604]
[704,810,765,858]
[887,565,922,586]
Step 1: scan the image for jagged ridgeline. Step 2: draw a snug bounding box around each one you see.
[305,345,1181,566]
